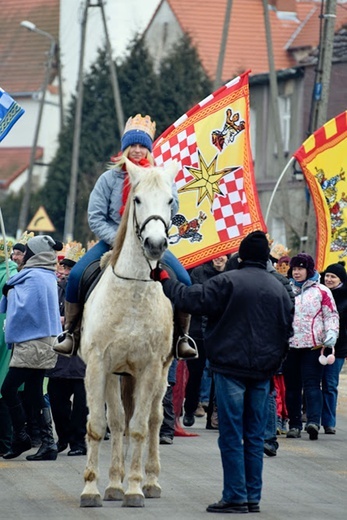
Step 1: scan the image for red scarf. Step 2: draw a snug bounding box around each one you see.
[119,157,152,216]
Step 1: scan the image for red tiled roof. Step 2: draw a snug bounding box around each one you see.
[0,147,43,189]
[163,0,347,80]
[0,0,60,94]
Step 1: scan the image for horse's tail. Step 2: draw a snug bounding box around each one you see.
[121,375,135,437]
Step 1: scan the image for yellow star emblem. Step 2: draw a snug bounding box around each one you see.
[180,151,239,206]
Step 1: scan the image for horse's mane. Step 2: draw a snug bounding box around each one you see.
[110,186,132,268]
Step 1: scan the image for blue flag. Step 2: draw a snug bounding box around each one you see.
[0,88,25,142]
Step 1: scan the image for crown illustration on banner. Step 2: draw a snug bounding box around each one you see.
[123,114,156,140]
[18,230,35,245]
[0,239,13,259]
[64,241,85,263]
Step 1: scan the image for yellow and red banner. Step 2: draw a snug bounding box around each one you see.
[294,111,347,272]
[153,72,265,270]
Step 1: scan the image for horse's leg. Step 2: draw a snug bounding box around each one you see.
[80,358,107,508]
[143,369,168,499]
[103,373,125,501]
[122,367,162,508]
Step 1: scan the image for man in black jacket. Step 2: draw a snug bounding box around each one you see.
[151,230,293,514]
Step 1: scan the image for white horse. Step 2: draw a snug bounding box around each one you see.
[79,158,177,508]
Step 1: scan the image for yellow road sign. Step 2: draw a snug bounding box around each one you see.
[27,206,55,233]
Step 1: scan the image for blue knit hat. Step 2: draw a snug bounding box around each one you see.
[121,114,156,152]
[121,129,153,152]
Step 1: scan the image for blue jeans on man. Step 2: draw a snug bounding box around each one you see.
[214,373,270,505]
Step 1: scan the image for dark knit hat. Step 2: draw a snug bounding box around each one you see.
[288,253,315,279]
[12,243,26,253]
[325,262,347,283]
[239,230,270,264]
[59,258,76,268]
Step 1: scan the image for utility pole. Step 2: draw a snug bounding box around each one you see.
[262,0,291,245]
[63,0,124,242]
[17,23,57,239]
[214,0,233,90]
[304,0,337,256]
[63,2,88,243]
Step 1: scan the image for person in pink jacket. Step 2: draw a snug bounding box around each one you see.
[283,253,339,440]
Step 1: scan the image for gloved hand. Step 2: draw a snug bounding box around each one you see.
[2,284,14,297]
[150,266,170,282]
[324,330,338,348]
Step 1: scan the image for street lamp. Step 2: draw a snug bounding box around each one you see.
[16,21,57,238]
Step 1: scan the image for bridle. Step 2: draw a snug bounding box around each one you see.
[112,198,170,282]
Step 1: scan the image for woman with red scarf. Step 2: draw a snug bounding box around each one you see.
[54,114,195,358]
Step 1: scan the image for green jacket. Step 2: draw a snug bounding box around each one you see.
[0,260,18,397]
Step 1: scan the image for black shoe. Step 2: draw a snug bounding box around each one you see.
[263,442,277,457]
[183,414,195,427]
[206,500,248,513]
[247,502,260,513]
[3,434,32,459]
[324,426,336,434]
[67,448,86,456]
[57,441,68,453]
[306,423,319,440]
[160,436,173,445]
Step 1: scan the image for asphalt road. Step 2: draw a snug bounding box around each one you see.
[1,368,347,519]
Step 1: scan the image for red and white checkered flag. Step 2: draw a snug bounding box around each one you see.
[153,72,265,269]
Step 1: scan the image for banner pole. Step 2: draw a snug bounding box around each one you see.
[264,156,295,225]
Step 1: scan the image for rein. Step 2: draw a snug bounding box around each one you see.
[112,201,169,282]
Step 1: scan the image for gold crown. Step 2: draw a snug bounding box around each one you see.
[0,239,13,259]
[64,241,85,263]
[123,114,156,140]
[18,231,34,245]
[270,243,291,260]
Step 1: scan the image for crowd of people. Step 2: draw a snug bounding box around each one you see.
[0,113,346,515]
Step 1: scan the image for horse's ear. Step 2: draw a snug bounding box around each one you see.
[124,158,143,185]
[164,160,179,184]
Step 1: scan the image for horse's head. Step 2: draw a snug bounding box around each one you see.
[125,158,178,261]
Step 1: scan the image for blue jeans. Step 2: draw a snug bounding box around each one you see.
[65,240,110,303]
[214,373,270,504]
[65,241,191,303]
[321,357,345,428]
[264,388,278,446]
[283,348,324,429]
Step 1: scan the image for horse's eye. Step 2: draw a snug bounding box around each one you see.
[133,196,140,205]
[168,197,173,206]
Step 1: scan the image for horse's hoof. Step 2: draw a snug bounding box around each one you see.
[143,484,161,498]
[103,487,124,501]
[122,494,145,507]
[80,493,103,508]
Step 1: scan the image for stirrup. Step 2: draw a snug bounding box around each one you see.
[53,331,75,357]
[175,334,199,360]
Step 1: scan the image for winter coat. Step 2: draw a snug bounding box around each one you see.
[328,283,347,358]
[289,276,339,349]
[162,260,293,380]
[47,354,86,379]
[88,165,179,246]
[0,252,62,344]
[0,260,18,397]
[9,337,57,370]
[189,261,228,339]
